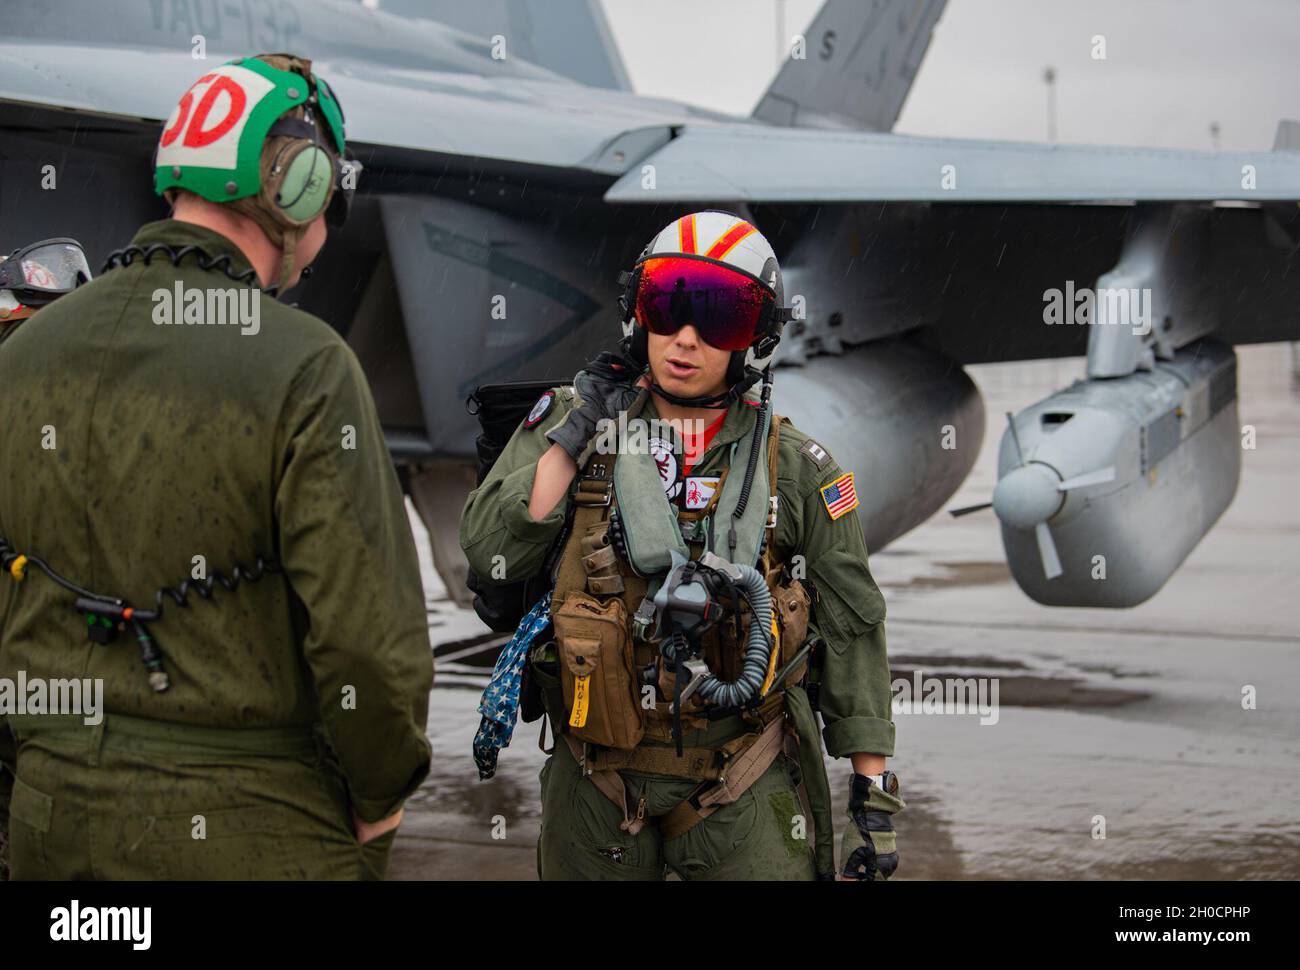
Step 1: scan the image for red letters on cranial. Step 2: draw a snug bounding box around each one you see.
[162,73,248,151]
[160,90,195,148]
[183,75,247,148]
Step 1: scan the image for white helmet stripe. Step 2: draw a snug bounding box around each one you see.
[647,210,776,283]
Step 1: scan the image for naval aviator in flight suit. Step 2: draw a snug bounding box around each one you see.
[462,211,903,881]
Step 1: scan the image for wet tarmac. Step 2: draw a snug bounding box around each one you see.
[391,343,1300,880]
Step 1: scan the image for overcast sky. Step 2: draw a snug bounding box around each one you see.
[599,0,1300,151]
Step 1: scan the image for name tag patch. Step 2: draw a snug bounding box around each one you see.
[684,476,720,510]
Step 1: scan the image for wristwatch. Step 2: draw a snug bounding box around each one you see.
[861,770,900,796]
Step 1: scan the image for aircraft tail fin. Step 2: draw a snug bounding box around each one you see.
[375,0,631,90]
[752,0,945,131]
[1273,119,1300,150]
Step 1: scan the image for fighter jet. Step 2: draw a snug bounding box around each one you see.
[3,0,1299,608]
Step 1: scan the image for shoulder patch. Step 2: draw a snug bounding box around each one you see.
[799,438,831,470]
[819,472,859,521]
[523,391,556,429]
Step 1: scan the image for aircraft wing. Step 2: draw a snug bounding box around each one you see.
[0,41,706,175]
[604,122,1300,202]
[377,0,632,93]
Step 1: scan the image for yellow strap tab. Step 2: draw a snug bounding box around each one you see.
[9,554,28,582]
[569,674,591,728]
[760,614,781,695]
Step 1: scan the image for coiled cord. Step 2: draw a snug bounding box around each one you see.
[2,535,279,693]
[152,557,279,611]
[102,243,260,287]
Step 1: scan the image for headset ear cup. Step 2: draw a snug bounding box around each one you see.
[726,350,747,387]
[619,264,642,317]
[628,325,648,367]
[619,262,648,364]
[275,144,334,223]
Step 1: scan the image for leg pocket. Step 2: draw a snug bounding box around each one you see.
[137,804,293,880]
[537,750,661,879]
[666,786,760,880]
[8,774,53,878]
[668,757,815,881]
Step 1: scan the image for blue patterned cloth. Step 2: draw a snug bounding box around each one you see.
[473,592,552,780]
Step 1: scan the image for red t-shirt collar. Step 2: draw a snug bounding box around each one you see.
[682,411,728,476]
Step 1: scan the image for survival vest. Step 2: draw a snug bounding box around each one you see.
[537,396,824,843]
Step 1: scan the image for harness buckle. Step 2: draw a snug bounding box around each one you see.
[766,494,779,529]
[574,474,613,507]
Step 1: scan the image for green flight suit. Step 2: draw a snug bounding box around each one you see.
[0,219,433,880]
[459,386,894,880]
[2,315,30,878]
[0,318,26,348]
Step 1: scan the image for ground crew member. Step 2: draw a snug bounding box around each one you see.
[461,211,903,880]
[0,237,92,880]
[0,238,91,347]
[0,54,432,880]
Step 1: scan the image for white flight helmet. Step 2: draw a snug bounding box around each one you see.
[618,210,791,406]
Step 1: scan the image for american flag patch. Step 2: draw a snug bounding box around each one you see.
[819,472,859,521]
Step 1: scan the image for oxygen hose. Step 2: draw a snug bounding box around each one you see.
[694,562,774,708]
[693,371,777,706]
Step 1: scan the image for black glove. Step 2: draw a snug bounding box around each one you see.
[840,773,904,881]
[545,350,644,463]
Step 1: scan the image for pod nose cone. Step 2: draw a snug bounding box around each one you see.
[992,463,1062,530]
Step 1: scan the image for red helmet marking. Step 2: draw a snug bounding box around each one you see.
[677,214,697,255]
[183,75,248,148]
[705,221,756,261]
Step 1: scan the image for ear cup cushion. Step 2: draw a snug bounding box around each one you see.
[274,144,333,223]
[725,350,747,387]
[627,324,648,367]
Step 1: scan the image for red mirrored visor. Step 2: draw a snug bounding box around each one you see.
[634,256,774,352]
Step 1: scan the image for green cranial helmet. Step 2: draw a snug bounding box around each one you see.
[154,54,354,291]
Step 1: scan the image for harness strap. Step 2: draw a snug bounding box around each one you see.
[655,714,787,840]
[555,458,619,602]
[588,742,727,781]
[566,713,787,841]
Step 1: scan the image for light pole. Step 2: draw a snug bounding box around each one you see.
[776,0,787,68]
[1043,66,1057,142]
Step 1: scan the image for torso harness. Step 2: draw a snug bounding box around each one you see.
[541,382,826,843]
